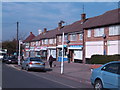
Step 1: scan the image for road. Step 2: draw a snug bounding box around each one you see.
[2,63,92,89]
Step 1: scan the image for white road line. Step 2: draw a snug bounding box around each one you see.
[30,72,76,88]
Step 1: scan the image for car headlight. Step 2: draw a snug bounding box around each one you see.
[91,69,93,73]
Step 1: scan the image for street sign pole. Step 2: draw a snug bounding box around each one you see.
[18,40,21,65]
[61,32,64,74]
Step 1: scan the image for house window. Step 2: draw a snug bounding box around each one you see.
[59,36,62,42]
[64,35,68,41]
[54,38,56,44]
[94,28,104,37]
[109,25,120,36]
[44,39,48,44]
[87,29,91,37]
[70,34,77,41]
[79,34,83,41]
[49,39,53,44]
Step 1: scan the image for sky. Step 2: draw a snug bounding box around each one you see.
[2,1,119,41]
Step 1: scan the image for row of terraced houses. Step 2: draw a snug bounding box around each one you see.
[23,8,120,63]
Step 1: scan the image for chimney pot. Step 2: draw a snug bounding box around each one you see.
[44,28,47,33]
[81,13,86,20]
[30,32,32,35]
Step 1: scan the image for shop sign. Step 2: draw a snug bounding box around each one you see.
[35,47,41,51]
[41,47,47,50]
[30,47,35,51]
[68,45,83,49]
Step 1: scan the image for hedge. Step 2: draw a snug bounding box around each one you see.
[90,54,120,64]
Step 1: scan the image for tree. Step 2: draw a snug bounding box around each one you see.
[2,39,17,55]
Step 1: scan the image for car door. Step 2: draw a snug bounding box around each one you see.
[118,65,120,89]
[101,63,119,88]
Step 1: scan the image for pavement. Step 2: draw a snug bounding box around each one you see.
[45,61,92,83]
[12,61,92,83]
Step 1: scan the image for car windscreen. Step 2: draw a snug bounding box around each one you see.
[30,58,42,61]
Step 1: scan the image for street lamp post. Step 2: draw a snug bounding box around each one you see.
[61,32,64,74]
[18,40,22,65]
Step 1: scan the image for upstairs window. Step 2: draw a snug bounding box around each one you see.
[49,39,53,44]
[59,36,62,42]
[44,39,48,44]
[94,28,104,37]
[79,34,83,41]
[109,25,120,36]
[87,29,91,37]
[64,35,68,41]
[70,34,77,41]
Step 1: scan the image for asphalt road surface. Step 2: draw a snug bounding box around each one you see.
[2,63,93,89]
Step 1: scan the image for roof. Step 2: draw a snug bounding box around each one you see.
[32,28,58,41]
[84,8,120,29]
[57,20,84,35]
[23,32,36,43]
[27,8,120,41]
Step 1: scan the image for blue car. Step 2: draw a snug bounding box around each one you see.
[91,61,120,90]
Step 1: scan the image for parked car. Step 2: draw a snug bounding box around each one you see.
[91,61,120,90]
[21,57,45,71]
[5,56,18,64]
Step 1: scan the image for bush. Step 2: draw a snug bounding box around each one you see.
[90,54,120,64]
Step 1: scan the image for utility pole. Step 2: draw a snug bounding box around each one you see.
[16,22,19,57]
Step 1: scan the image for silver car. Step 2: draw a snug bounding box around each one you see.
[21,57,45,71]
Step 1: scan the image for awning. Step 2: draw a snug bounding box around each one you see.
[47,47,56,49]
[57,45,67,48]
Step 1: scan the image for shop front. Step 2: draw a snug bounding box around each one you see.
[57,45,68,62]
[40,47,47,60]
[68,45,83,63]
[30,46,35,57]
[34,46,41,58]
[47,47,56,61]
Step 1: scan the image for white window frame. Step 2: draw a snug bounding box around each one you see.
[87,29,91,37]
[49,39,53,44]
[79,34,83,41]
[94,28,104,37]
[64,35,68,41]
[44,39,48,44]
[59,36,62,42]
[109,25,120,36]
[70,34,77,41]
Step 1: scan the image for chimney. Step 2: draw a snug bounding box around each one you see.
[44,28,47,33]
[30,32,33,35]
[58,20,65,30]
[81,13,86,22]
[38,29,42,34]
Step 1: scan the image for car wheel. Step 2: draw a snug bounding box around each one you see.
[21,66,24,70]
[26,66,30,71]
[94,80,103,90]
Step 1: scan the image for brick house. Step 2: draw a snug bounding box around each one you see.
[23,32,36,58]
[23,8,120,63]
[83,8,120,59]
[56,15,86,63]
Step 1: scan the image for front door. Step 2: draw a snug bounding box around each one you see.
[69,50,74,62]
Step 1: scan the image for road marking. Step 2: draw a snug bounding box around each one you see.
[29,72,76,88]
